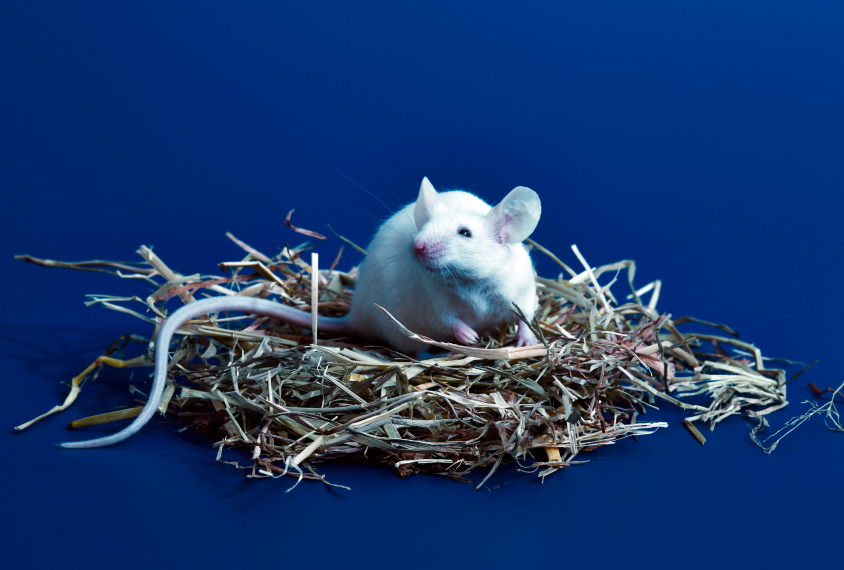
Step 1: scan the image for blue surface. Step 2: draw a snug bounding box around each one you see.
[2,2,842,568]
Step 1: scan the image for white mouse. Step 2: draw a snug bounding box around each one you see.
[59,177,541,448]
[346,176,541,354]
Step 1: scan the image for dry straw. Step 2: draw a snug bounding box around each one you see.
[15,222,841,489]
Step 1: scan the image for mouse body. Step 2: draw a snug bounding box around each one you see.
[59,177,541,448]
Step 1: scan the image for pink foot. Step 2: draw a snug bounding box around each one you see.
[452,320,479,345]
[516,321,539,347]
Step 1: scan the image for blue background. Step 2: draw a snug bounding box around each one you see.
[2,2,841,568]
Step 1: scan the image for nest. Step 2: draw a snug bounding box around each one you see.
[16,219,835,490]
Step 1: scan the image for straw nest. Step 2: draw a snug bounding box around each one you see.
[17,219,826,490]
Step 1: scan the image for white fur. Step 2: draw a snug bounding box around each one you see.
[348,177,541,354]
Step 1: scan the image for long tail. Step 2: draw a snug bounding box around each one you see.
[58,296,347,449]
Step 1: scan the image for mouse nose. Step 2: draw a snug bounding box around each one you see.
[414,239,444,263]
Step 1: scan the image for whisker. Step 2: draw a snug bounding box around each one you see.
[344,208,386,224]
[343,213,415,241]
[370,251,413,267]
[333,168,397,215]
[374,168,404,208]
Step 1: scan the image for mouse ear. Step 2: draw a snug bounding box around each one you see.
[488,186,541,244]
[414,176,438,229]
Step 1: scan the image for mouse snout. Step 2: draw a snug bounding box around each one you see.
[413,239,445,265]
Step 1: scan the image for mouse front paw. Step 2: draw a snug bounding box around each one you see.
[452,320,479,345]
[516,321,540,347]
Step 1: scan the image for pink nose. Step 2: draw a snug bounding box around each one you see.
[414,240,444,260]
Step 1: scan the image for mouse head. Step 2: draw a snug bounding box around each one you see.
[412,177,541,280]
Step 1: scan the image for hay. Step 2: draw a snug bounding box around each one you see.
[15,225,835,489]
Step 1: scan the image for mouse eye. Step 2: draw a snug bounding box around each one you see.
[458,228,472,238]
